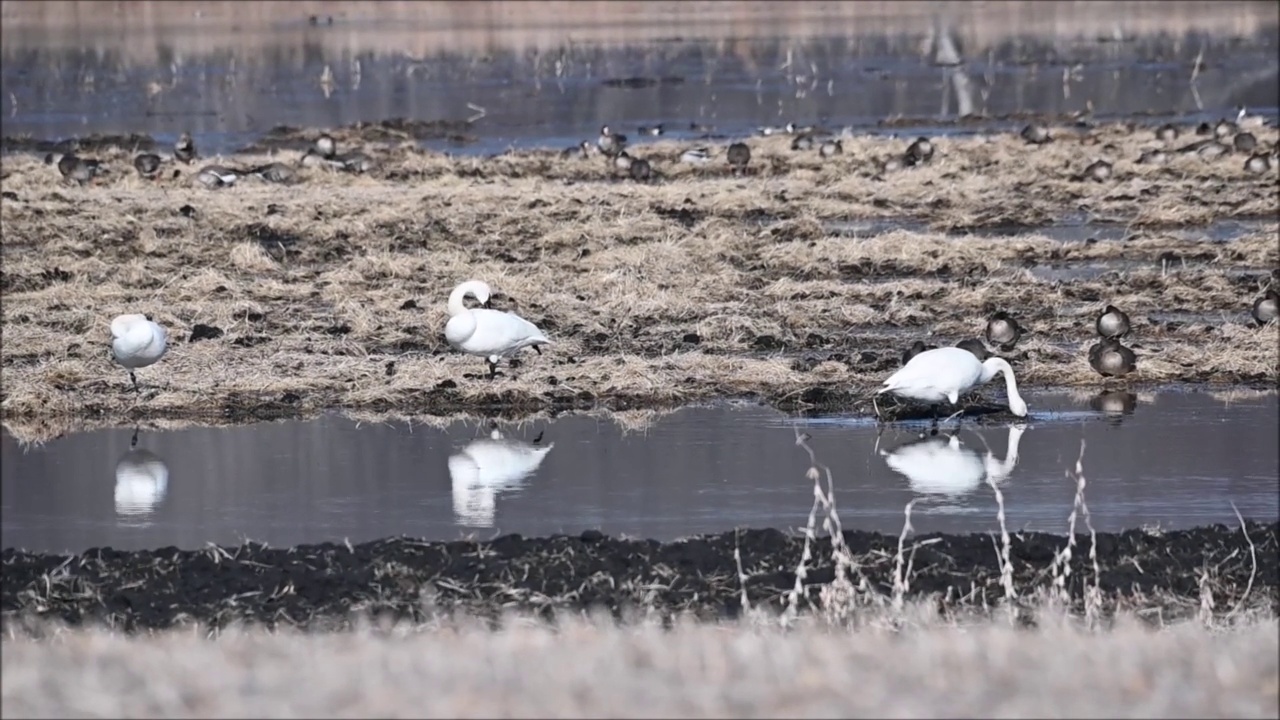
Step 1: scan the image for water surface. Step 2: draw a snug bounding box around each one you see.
[2,5,1276,157]
[2,390,1276,553]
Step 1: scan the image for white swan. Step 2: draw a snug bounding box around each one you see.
[876,346,1028,421]
[115,431,169,517]
[444,280,551,378]
[447,429,554,526]
[882,424,1026,498]
[111,314,168,393]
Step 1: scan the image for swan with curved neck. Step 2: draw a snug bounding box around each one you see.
[876,346,1028,422]
[445,280,551,379]
[111,313,168,393]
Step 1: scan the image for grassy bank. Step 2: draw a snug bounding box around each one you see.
[2,123,1277,440]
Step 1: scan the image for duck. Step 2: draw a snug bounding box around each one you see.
[1080,159,1112,182]
[755,125,786,136]
[111,313,168,393]
[335,151,375,174]
[1214,119,1239,140]
[904,137,934,166]
[984,311,1023,350]
[1244,153,1272,174]
[726,142,751,173]
[629,157,652,182]
[597,125,627,156]
[612,151,634,173]
[1178,138,1230,160]
[192,165,239,189]
[174,132,197,164]
[1252,288,1279,325]
[955,338,990,362]
[819,139,843,158]
[876,346,1029,423]
[1095,304,1131,339]
[680,147,713,164]
[1021,123,1051,145]
[1137,149,1170,165]
[444,280,552,379]
[53,153,103,185]
[1233,132,1258,153]
[251,162,297,184]
[637,124,664,137]
[790,134,815,151]
[133,153,163,179]
[562,141,594,160]
[1088,337,1137,378]
[880,156,905,173]
[901,340,936,366]
[1154,123,1179,143]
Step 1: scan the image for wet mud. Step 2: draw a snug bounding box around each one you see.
[3,523,1275,633]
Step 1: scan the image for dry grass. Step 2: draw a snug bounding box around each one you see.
[2,609,1277,719]
[2,123,1278,436]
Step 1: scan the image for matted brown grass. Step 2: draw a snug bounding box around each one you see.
[1,122,1277,439]
[2,609,1277,719]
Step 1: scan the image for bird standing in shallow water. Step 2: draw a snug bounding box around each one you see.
[1088,338,1137,378]
[877,346,1029,425]
[1252,288,1279,325]
[444,280,552,379]
[1095,304,1131,339]
[111,314,168,393]
[984,312,1023,351]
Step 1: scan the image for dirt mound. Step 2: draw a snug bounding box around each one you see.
[3,523,1274,633]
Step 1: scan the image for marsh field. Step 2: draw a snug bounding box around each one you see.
[2,2,1280,717]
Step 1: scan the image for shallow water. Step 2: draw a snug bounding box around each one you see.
[2,390,1276,553]
[1,9,1276,157]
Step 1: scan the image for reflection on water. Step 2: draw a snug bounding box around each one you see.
[881,424,1025,499]
[111,427,169,524]
[448,429,554,527]
[2,390,1276,553]
[1,3,1276,157]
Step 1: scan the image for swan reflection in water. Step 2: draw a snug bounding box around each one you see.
[447,428,554,527]
[114,427,169,522]
[880,424,1027,499]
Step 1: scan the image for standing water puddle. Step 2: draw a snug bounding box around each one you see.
[2,390,1276,554]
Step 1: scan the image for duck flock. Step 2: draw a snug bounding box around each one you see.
[53,111,1278,424]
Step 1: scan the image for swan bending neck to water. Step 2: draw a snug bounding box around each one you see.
[876,346,1028,423]
[111,314,168,393]
[881,424,1027,497]
[445,280,552,379]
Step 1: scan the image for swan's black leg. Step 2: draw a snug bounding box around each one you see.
[130,426,140,448]
[130,371,140,394]
[532,430,544,445]
[487,360,499,380]
[533,345,542,355]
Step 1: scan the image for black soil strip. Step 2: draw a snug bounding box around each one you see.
[3,523,1274,633]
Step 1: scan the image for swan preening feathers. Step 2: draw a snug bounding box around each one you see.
[445,280,552,378]
[111,313,168,393]
[878,346,1029,421]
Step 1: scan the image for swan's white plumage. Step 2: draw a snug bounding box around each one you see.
[878,346,1028,417]
[114,448,169,516]
[444,280,551,367]
[111,313,168,369]
[881,425,1026,497]
[447,429,554,526]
